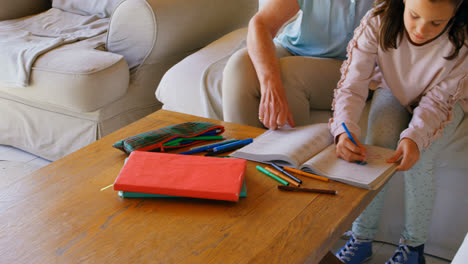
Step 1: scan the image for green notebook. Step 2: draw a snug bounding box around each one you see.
[118,181,247,198]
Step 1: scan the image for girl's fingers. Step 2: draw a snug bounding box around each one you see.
[345,140,362,154]
[387,148,402,163]
[398,154,411,171]
[337,138,366,162]
[397,152,418,171]
[338,147,365,162]
[391,139,420,171]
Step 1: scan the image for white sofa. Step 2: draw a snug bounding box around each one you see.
[0,0,257,161]
[156,2,468,260]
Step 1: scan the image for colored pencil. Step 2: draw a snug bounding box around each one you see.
[270,162,302,184]
[278,185,337,195]
[283,166,329,182]
[264,167,300,187]
[256,165,289,186]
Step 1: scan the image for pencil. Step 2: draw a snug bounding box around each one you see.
[190,138,237,150]
[256,165,289,186]
[278,185,337,195]
[341,122,368,165]
[265,167,300,187]
[100,184,113,191]
[283,166,329,182]
[341,122,358,146]
[270,162,302,184]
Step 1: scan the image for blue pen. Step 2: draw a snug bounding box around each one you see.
[211,138,253,153]
[178,140,238,155]
[205,139,253,156]
[341,122,358,146]
[190,138,237,151]
[341,122,367,165]
[270,163,302,184]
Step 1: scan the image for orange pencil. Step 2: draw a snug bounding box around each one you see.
[264,167,300,187]
[283,166,329,182]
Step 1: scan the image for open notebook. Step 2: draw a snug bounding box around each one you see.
[231,123,397,189]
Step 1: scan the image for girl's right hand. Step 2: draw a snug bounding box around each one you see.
[336,132,367,163]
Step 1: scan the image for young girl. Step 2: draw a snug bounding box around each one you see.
[329,0,467,263]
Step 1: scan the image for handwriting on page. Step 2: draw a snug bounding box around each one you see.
[304,144,395,186]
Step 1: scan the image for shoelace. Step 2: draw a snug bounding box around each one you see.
[336,237,363,262]
[386,245,410,264]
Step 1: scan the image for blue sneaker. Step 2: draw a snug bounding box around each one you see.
[386,239,426,264]
[335,234,373,264]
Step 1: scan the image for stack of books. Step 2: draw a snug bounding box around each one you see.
[113,151,247,202]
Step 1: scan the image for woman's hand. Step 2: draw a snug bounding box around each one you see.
[258,80,295,130]
[387,138,420,171]
[336,132,367,163]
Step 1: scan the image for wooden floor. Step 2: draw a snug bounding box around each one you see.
[0,144,451,264]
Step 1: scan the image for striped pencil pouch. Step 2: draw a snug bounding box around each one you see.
[112,121,225,154]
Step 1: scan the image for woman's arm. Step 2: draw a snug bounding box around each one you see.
[247,0,299,130]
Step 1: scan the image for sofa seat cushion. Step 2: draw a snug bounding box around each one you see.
[0,35,130,112]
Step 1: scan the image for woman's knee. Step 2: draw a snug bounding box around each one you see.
[223,48,257,84]
[280,56,342,110]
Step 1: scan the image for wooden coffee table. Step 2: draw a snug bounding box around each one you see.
[0,110,386,263]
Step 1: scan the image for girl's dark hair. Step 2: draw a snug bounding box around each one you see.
[372,0,467,60]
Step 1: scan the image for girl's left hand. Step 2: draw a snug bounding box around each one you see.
[387,138,420,171]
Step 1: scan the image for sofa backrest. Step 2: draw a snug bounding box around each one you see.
[0,0,51,20]
[52,0,123,18]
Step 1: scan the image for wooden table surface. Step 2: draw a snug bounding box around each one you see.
[0,110,383,264]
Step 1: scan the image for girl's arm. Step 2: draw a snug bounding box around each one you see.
[400,56,468,152]
[329,11,379,161]
[387,59,467,171]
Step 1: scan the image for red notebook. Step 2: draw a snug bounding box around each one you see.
[113,151,247,202]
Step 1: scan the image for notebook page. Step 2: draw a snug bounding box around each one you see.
[301,144,396,189]
[231,123,333,168]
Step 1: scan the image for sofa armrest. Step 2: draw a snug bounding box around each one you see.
[0,0,50,21]
[106,0,258,69]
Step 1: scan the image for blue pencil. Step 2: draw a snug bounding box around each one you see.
[341,122,358,146]
[270,162,302,184]
[210,138,253,152]
[178,140,238,155]
[341,122,367,165]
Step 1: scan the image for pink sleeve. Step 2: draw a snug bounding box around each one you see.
[400,54,468,151]
[329,11,380,141]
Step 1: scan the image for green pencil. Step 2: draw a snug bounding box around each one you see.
[256,165,289,186]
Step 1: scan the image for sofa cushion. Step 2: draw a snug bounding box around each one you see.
[52,0,123,18]
[0,35,130,113]
[157,28,249,120]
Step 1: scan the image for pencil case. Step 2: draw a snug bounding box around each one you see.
[113,121,225,154]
